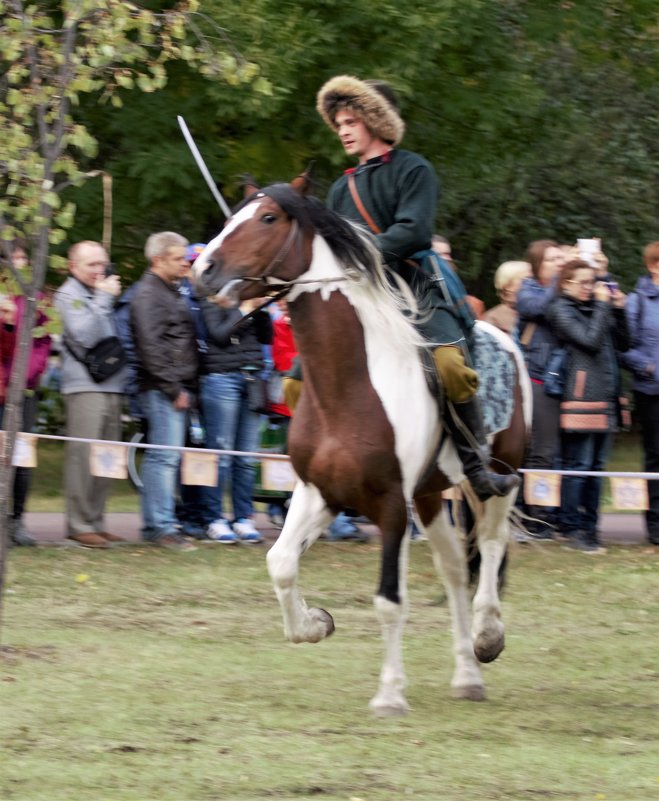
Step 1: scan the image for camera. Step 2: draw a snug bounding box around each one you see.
[104,263,117,277]
[606,281,618,293]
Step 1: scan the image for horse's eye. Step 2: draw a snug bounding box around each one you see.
[261,213,277,224]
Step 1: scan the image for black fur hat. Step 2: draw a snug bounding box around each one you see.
[316,75,405,146]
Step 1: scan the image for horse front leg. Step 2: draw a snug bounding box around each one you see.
[469,491,515,664]
[369,496,410,717]
[416,496,485,701]
[266,482,334,644]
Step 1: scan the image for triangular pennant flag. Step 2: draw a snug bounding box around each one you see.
[261,458,298,492]
[609,477,649,511]
[89,442,128,479]
[524,472,561,507]
[181,451,218,486]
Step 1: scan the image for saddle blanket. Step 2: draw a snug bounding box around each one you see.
[472,327,515,436]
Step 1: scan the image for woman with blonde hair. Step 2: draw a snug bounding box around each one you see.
[484,260,531,334]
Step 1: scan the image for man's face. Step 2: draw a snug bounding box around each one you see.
[154,245,188,283]
[70,243,108,288]
[334,108,381,162]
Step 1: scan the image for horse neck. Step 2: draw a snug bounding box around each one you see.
[288,289,371,402]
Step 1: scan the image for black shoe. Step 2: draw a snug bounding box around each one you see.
[8,518,37,547]
[445,399,521,502]
[566,531,603,554]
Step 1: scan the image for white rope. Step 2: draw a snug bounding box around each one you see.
[6,431,659,478]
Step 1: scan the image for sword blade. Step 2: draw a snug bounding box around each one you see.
[177,115,232,219]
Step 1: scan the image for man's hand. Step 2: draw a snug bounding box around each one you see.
[96,274,121,297]
[173,390,191,410]
[240,297,262,314]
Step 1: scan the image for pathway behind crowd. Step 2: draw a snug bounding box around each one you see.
[21,511,647,547]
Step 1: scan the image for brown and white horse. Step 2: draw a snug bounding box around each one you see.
[194,178,531,716]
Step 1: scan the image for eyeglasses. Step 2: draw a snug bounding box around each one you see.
[567,279,596,287]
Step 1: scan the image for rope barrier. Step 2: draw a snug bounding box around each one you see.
[7,430,659,478]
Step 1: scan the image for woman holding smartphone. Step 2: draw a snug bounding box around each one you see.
[547,260,629,552]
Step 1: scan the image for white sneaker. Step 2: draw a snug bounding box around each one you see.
[233,518,263,544]
[207,518,238,544]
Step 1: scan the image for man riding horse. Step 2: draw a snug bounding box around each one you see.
[316,74,520,502]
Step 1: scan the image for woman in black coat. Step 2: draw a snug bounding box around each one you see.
[546,260,629,552]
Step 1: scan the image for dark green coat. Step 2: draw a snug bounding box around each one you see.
[326,149,438,269]
[327,149,468,346]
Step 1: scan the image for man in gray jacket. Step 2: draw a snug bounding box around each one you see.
[55,240,128,547]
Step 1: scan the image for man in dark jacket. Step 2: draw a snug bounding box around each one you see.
[130,231,199,551]
[316,75,518,501]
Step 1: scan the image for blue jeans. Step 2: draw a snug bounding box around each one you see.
[201,372,261,521]
[559,431,613,535]
[139,389,187,538]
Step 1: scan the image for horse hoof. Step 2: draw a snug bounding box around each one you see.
[451,684,486,702]
[310,607,335,639]
[474,634,505,664]
[369,697,410,717]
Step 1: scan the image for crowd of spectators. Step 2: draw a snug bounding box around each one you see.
[2,233,658,552]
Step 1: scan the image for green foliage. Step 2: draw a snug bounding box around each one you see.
[52,0,659,300]
[0,0,265,286]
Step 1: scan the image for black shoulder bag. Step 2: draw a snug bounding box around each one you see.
[65,336,127,383]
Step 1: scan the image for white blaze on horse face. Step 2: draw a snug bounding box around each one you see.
[192,201,261,281]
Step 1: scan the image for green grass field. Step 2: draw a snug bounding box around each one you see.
[1,541,657,801]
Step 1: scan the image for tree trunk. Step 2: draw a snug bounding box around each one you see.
[0,231,47,643]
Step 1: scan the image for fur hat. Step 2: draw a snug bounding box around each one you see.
[316,75,405,146]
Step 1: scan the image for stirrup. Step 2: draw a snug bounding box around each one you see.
[469,469,520,502]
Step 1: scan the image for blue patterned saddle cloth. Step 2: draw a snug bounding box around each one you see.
[472,327,515,436]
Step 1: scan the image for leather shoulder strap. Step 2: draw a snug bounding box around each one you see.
[347,173,381,234]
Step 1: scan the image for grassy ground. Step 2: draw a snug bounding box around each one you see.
[1,541,657,801]
[26,431,646,513]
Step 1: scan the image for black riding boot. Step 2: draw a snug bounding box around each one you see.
[445,398,521,502]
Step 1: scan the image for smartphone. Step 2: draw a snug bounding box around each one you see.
[606,281,619,293]
[104,263,117,277]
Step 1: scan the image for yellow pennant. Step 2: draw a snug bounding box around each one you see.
[609,477,649,511]
[89,442,128,479]
[181,451,218,486]
[524,472,561,507]
[261,458,298,492]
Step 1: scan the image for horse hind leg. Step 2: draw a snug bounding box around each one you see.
[266,482,335,644]
[468,490,514,664]
[415,493,486,701]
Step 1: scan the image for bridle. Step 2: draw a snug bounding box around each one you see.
[215,202,346,332]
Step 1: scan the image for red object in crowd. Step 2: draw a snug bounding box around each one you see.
[270,314,297,417]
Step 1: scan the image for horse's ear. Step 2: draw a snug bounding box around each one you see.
[290,161,316,195]
[239,173,261,199]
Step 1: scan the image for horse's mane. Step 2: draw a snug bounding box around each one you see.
[245,184,425,354]
[247,184,416,304]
